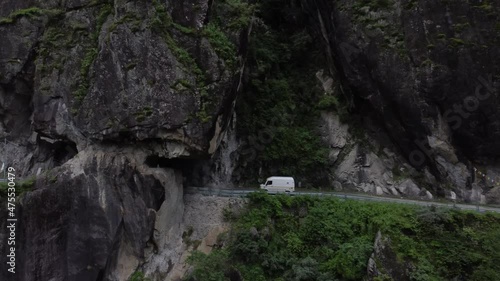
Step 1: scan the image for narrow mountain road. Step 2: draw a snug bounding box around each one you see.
[186,187,500,213]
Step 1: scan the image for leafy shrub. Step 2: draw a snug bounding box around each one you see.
[187,250,230,281]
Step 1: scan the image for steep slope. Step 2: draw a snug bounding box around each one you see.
[187,193,500,281]
[0,0,249,280]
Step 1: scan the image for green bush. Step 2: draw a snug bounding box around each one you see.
[129,271,150,281]
[187,250,230,281]
[317,95,340,110]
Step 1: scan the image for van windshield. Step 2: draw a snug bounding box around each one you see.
[266,181,272,185]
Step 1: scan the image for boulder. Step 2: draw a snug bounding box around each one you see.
[395,179,421,197]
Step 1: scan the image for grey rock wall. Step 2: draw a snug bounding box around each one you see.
[303,0,500,202]
[0,0,246,280]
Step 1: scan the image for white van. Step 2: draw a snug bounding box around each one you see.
[260,176,295,192]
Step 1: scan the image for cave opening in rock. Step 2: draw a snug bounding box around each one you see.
[37,136,79,168]
[144,155,199,186]
[53,140,78,167]
[145,155,196,170]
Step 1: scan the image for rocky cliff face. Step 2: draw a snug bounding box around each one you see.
[0,0,247,280]
[300,0,500,202]
[16,148,178,281]
[1,0,500,280]
[1,0,243,176]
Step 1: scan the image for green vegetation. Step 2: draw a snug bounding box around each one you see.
[188,192,500,281]
[164,35,202,77]
[474,1,493,12]
[382,33,406,56]
[150,0,201,75]
[49,174,58,184]
[351,0,407,56]
[353,0,393,11]
[452,22,471,33]
[392,166,410,182]
[4,7,65,81]
[420,58,434,67]
[449,37,466,48]
[234,1,334,185]
[150,0,215,123]
[473,1,497,17]
[109,13,142,33]
[0,7,42,24]
[171,79,193,91]
[125,61,137,71]
[172,22,196,35]
[0,7,62,25]
[404,0,418,10]
[0,177,36,198]
[433,32,471,50]
[317,95,342,111]
[261,127,329,176]
[150,0,173,33]
[75,47,98,102]
[37,18,88,97]
[75,3,113,104]
[183,226,202,249]
[128,271,150,281]
[202,23,237,67]
[134,107,154,122]
[34,1,113,105]
[148,0,254,123]
[214,0,256,30]
[437,33,447,40]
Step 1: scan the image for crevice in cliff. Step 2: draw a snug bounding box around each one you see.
[0,40,36,137]
[98,219,125,281]
[204,0,214,26]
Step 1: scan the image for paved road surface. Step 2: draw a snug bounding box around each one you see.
[186,187,500,213]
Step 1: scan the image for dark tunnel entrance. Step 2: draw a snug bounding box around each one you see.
[53,140,78,166]
[144,155,197,170]
[144,155,199,186]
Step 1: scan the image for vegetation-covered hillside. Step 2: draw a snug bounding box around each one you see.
[188,193,500,281]
[233,0,337,186]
